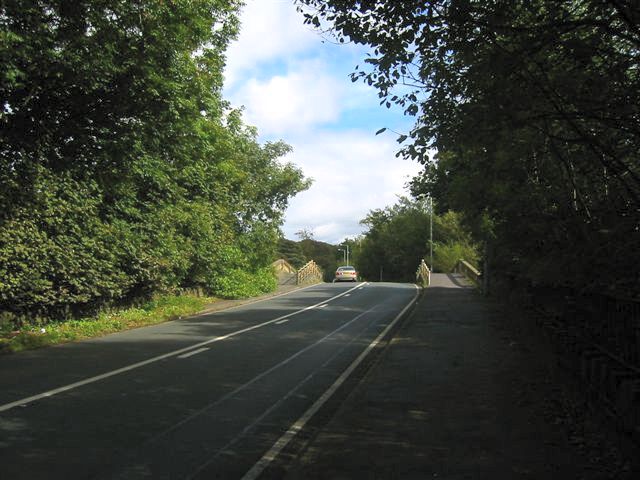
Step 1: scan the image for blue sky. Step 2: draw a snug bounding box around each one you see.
[223,0,422,244]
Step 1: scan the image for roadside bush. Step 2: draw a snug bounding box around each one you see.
[0,171,129,321]
[210,266,277,299]
[1,293,213,353]
[433,241,480,273]
[0,1,309,330]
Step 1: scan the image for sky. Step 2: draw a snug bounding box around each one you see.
[223,0,423,244]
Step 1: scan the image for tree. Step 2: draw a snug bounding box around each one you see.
[276,238,307,268]
[0,1,310,321]
[295,228,315,241]
[297,0,640,296]
[357,197,478,281]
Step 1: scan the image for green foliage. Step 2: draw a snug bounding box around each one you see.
[276,238,308,268]
[210,266,277,299]
[433,242,479,274]
[1,294,212,354]
[299,239,340,282]
[356,197,478,281]
[300,0,640,296]
[431,211,479,272]
[0,1,310,329]
[0,168,129,318]
[358,198,429,281]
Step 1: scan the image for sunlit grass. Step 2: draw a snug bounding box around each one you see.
[0,294,218,354]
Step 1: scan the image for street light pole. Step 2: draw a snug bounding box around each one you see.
[339,244,350,265]
[429,195,433,271]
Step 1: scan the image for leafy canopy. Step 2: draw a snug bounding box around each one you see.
[1,0,310,323]
[355,197,478,281]
[297,0,639,296]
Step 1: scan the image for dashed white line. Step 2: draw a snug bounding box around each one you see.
[0,283,369,413]
[185,306,377,479]
[241,284,419,480]
[177,348,209,359]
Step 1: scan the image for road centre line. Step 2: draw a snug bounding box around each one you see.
[0,283,368,413]
[127,306,379,454]
[241,284,420,480]
[185,306,380,479]
[177,348,209,359]
[191,282,320,318]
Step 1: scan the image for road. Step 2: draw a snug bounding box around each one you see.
[0,282,418,479]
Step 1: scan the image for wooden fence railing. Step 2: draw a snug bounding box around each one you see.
[297,260,323,285]
[272,258,296,275]
[454,259,482,287]
[415,259,430,287]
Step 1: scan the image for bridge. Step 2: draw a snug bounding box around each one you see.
[0,258,637,477]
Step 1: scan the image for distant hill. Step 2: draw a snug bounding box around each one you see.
[276,238,307,268]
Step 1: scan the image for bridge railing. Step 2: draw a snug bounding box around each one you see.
[296,260,323,285]
[415,259,430,287]
[272,259,298,286]
[272,258,296,275]
[454,259,482,287]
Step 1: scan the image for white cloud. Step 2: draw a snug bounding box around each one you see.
[224,0,317,87]
[223,0,424,245]
[231,61,344,135]
[281,130,423,244]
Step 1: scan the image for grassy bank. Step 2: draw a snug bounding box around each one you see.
[0,294,217,354]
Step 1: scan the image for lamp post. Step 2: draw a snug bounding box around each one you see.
[428,195,433,272]
[338,244,350,265]
[420,195,434,272]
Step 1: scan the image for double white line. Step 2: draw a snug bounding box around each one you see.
[241,284,419,480]
[0,283,367,413]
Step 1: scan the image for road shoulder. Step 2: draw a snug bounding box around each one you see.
[279,274,632,479]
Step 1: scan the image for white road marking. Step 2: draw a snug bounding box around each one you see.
[191,282,321,317]
[241,284,419,480]
[185,306,377,479]
[275,301,329,324]
[145,306,377,456]
[0,283,369,413]
[177,348,209,359]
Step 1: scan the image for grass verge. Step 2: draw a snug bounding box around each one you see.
[0,294,218,354]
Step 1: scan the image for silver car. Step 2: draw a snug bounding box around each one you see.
[334,266,358,282]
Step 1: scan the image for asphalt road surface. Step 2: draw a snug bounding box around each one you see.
[0,282,418,479]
